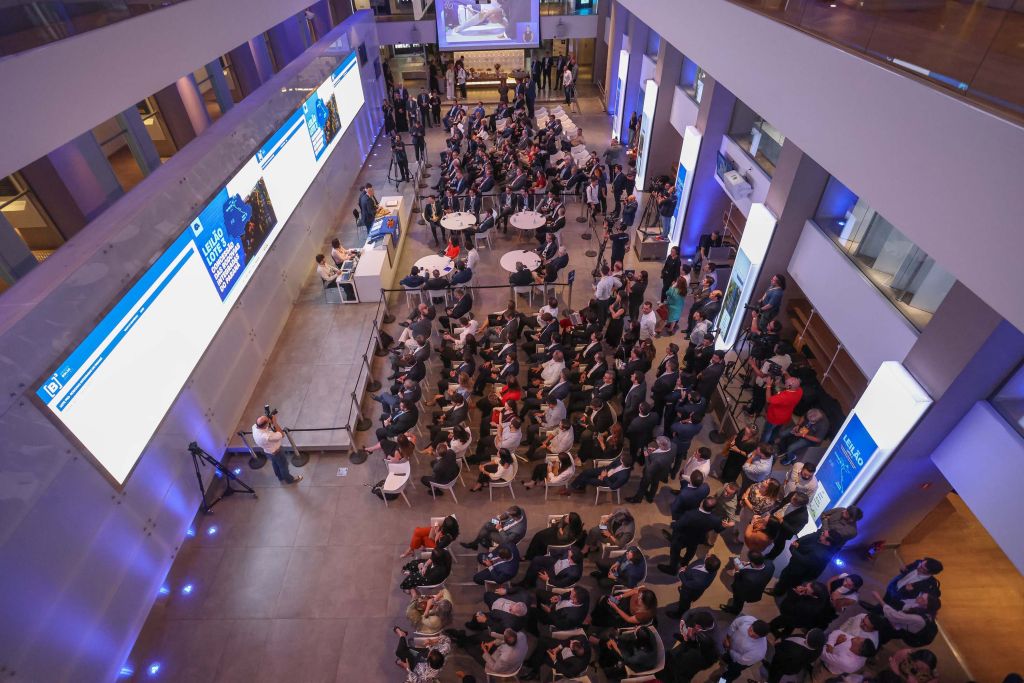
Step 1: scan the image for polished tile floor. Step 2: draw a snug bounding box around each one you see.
[125,92,972,683]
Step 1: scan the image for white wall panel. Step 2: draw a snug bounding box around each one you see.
[619,0,1024,333]
[670,86,699,136]
[930,402,1024,572]
[788,221,918,376]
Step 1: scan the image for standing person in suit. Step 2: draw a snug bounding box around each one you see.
[665,555,721,619]
[664,610,720,682]
[625,404,660,464]
[357,183,378,233]
[659,496,734,575]
[524,75,537,118]
[626,436,675,503]
[767,629,826,683]
[770,529,841,596]
[720,551,775,614]
[766,491,811,560]
[661,246,682,302]
[621,371,647,427]
[610,164,628,217]
[883,557,943,607]
[411,119,426,164]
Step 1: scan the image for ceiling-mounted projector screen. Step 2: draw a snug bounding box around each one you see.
[34,51,365,487]
[437,0,540,51]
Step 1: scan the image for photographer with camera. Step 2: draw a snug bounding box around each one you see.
[746,341,793,416]
[390,132,412,182]
[252,408,303,485]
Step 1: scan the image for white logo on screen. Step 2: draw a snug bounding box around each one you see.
[43,378,61,398]
[842,433,865,467]
[190,218,204,236]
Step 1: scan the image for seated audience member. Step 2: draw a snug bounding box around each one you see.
[461,506,528,550]
[420,448,461,495]
[405,588,454,634]
[591,545,647,589]
[401,514,459,559]
[469,448,516,493]
[472,544,520,586]
[524,512,584,560]
[597,623,660,680]
[590,586,658,629]
[400,547,452,591]
[392,626,448,682]
[520,635,591,681]
[464,586,531,633]
[581,507,635,555]
[401,266,427,289]
[531,585,590,634]
[517,545,583,589]
[521,451,574,491]
[568,452,632,494]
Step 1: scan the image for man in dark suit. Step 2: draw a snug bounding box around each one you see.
[767,629,826,683]
[465,187,483,218]
[531,585,590,634]
[473,545,520,585]
[463,506,528,550]
[568,453,633,493]
[423,194,445,246]
[577,398,614,456]
[421,448,460,492]
[621,371,647,426]
[375,399,417,441]
[669,471,710,519]
[666,555,721,619]
[625,404,660,464]
[467,586,531,633]
[883,557,943,607]
[669,410,703,479]
[610,164,628,216]
[770,529,840,595]
[659,496,734,575]
[518,546,583,589]
[721,551,776,614]
[766,492,811,560]
[695,351,726,399]
[357,183,378,232]
[521,636,590,682]
[665,610,719,682]
[439,287,473,329]
[651,362,680,420]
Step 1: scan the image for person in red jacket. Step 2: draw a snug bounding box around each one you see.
[762,376,803,444]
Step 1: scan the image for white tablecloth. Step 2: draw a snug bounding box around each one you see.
[441,211,476,231]
[415,254,455,274]
[509,211,545,231]
[499,249,542,273]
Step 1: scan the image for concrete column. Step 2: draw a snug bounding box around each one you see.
[604,2,627,115]
[153,74,212,150]
[308,0,333,40]
[620,13,649,144]
[115,106,161,176]
[593,0,612,93]
[0,212,37,282]
[329,0,354,24]
[855,285,1024,547]
[267,15,310,69]
[753,139,828,310]
[227,42,265,98]
[678,77,735,258]
[204,59,235,115]
[249,34,276,81]
[20,131,123,235]
[643,40,683,186]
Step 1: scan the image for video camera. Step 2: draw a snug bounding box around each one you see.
[764,360,784,378]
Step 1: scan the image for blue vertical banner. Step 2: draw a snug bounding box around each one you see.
[808,414,879,520]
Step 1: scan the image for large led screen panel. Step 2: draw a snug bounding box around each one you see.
[35,51,365,486]
[437,0,540,50]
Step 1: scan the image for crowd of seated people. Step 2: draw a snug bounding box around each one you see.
[370,90,953,683]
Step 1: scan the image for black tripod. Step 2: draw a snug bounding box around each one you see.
[188,441,257,514]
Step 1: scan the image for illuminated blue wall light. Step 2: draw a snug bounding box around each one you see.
[181,583,194,595]
[118,666,134,677]
[157,585,170,596]
[148,662,161,676]
[833,556,846,568]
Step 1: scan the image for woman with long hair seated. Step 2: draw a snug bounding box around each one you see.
[405,587,454,634]
[524,511,584,560]
[521,452,574,491]
[400,546,453,592]
[401,514,460,559]
[468,448,515,493]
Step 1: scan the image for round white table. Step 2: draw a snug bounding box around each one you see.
[441,211,476,232]
[510,211,545,232]
[499,249,542,273]
[415,254,455,275]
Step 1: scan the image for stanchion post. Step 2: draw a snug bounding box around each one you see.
[363,353,381,393]
[351,391,372,432]
[346,421,368,464]
[238,431,267,469]
[283,427,309,468]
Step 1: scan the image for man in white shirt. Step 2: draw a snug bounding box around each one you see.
[722,616,770,682]
[535,350,566,388]
[545,420,576,458]
[681,446,712,481]
[638,301,658,341]
[252,413,302,485]
[593,264,621,324]
[315,254,344,284]
[740,444,775,493]
[815,630,876,680]
[584,178,601,221]
[783,461,819,500]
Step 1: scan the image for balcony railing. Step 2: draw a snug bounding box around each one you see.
[0,0,189,56]
[726,0,1024,125]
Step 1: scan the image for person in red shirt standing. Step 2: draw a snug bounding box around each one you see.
[762,376,803,444]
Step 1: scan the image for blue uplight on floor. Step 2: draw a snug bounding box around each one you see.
[158,585,170,596]
[232,468,242,475]
[206,525,218,536]
[833,557,846,568]
[186,527,196,537]
[148,662,161,676]
[118,666,134,677]
[181,583,194,596]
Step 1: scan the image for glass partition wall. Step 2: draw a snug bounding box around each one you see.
[814,176,955,330]
[727,101,785,176]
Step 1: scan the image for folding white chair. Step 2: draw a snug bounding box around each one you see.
[430,475,461,504]
[488,459,518,501]
[382,461,412,508]
[592,458,623,506]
